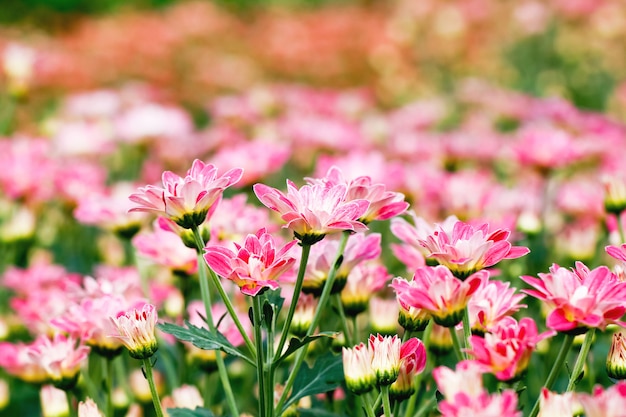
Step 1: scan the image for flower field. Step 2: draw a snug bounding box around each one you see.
[2,1,626,416]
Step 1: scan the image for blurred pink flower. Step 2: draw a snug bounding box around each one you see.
[467,317,554,381]
[537,389,577,417]
[512,124,583,173]
[208,194,277,245]
[129,159,243,229]
[204,228,297,296]
[577,382,626,417]
[78,398,104,417]
[391,266,486,327]
[187,299,252,348]
[27,334,90,389]
[308,166,409,224]
[520,262,626,333]
[253,180,368,244]
[0,339,49,384]
[419,219,530,279]
[341,262,390,316]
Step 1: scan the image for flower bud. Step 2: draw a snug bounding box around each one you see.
[369,334,401,386]
[342,343,376,394]
[607,332,626,380]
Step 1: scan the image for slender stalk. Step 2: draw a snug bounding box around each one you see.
[414,397,437,417]
[360,395,377,417]
[66,390,77,417]
[404,322,432,417]
[192,226,256,358]
[191,228,239,417]
[253,296,268,417]
[102,357,113,417]
[461,307,472,360]
[528,333,575,417]
[274,231,351,415]
[449,327,464,363]
[617,215,625,244]
[276,243,312,357]
[334,294,353,346]
[381,385,393,417]
[566,329,596,392]
[142,358,165,417]
[352,317,360,344]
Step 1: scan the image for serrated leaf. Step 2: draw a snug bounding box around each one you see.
[158,321,254,366]
[166,407,216,417]
[274,332,338,367]
[282,353,344,411]
[265,288,285,313]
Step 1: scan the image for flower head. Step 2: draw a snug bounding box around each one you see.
[466,317,554,382]
[369,333,402,386]
[392,266,486,327]
[468,279,527,334]
[342,342,376,394]
[253,180,368,244]
[27,334,90,390]
[129,159,243,229]
[390,338,427,400]
[204,228,297,296]
[419,219,529,279]
[520,262,626,333]
[577,382,626,417]
[110,304,159,359]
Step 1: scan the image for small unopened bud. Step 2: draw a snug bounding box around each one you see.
[342,343,376,394]
[607,332,626,380]
[604,176,626,215]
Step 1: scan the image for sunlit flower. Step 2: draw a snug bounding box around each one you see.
[204,228,297,296]
[391,266,486,327]
[253,180,369,245]
[307,166,409,224]
[342,342,375,394]
[129,159,243,229]
[110,303,159,359]
[468,279,527,334]
[466,317,554,382]
[607,332,626,381]
[369,333,402,386]
[419,220,530,279]
[520,262,626,333]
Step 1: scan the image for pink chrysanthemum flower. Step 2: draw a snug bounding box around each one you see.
[129,159,243,229]
[419,219,530,279]
[27,334,90,390]
[253,180,369,245]
[537,389,578,417]
[203,228,297,296]
[466,317,554,382]
[391,266,486,327]
[520,262,626,333]
[434,360,521,417]
[578,382,626,417]
[78,397,104,417]
[307,166,409,224]
[390,337,427,400]
[341,262,390,317]
[110,303,159,360]
[468,279,527,334]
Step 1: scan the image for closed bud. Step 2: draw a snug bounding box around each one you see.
[607,332,626,380]
[342,343,376,394]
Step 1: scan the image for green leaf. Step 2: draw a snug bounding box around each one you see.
[158,321,254,366]
[265,288,285,313]
[283,353,344,411]
[274,332,338,367]
[166,407,216,417]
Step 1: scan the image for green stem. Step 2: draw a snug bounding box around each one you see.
[462,307,471,360]
[274,231,351,415]
[276,243,312,357]
[414,397,437,417]
[566,329,596,392]
[66,390,76,417]
[102,357,113,417]
[253,296,268,417]
[142,358,165,417]
[404,322,432,417]
[334,294,352,346]
[191,226,256,358]
[528,333,575,417]
[381,385,393,417]
[360,394,377,417]
[449,327,464,363]
[192,229,239,417]
[618,215,626,245]
[352,317,360,344]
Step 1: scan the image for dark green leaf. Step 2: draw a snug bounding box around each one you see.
[158,321,254,366]
[166,407,216,417]
[282,353,344,411]
[263,300,274,328]
[274,332,338,367]
[265,288,285,314]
